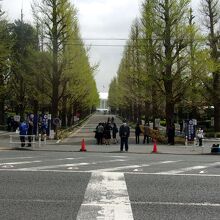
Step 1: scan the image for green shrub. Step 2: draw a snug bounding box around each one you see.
[160,120,166,127]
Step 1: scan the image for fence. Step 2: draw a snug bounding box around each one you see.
[9,134,47,148]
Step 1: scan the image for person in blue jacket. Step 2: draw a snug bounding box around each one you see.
[19,120,28,147]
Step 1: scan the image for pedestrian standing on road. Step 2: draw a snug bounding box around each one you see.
[19,120,28,147]
[112,123,118,144]
[105,122,112,145]
[96,122,104,145]
[143,122,150,144]
[135,123,141,144]
[119,119,130,152]
[196,127,204,146]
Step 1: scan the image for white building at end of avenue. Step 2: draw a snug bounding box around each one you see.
[97,92,109,112]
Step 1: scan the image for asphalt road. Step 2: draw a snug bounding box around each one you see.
[0,113,220,219]
[0,150,220,220]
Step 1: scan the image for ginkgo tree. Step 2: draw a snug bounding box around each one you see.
[0,6,11,125]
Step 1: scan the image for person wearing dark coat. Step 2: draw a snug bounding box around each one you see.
[119,120,130,152]
[135,123,141,144]
[104,122,112,145]
[96,123,104,145]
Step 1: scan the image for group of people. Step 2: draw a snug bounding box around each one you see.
[18,114,48,147]
[95,117,118,145]
[95,118,131,152]
[135,123,150,144]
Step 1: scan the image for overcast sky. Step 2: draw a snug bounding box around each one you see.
[2,0,200,93]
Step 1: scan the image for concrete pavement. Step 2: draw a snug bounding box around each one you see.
[0,112,219,155]
[0,136,217,155]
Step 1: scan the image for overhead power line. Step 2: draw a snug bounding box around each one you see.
[75,38,129,41]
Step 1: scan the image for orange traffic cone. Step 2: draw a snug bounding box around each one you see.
[152,139,158,153]
[80,139,87,152]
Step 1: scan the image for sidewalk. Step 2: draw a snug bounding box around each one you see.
[0,139,215,155]
[0,130,218,155]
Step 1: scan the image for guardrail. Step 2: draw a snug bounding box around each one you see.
[9,134,47,148]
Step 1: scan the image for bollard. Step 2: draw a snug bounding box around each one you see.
[192,138,196,151]
[202,138,206,154]
[44,134,47,144]
[39,134,41,147]
[185,136,188,148]
[9,135,12,148]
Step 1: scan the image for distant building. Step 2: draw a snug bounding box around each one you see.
[97,92,109,112]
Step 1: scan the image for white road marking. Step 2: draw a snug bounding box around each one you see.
[89,161,180,172]
[19,162,89,171]
[17,159,125,171]
[1,169,220,177]
[0,157,83,168]
[76,172,134,220]
[131,201,220,207]
[2,165,14,168]
[107,156,128,158]
[157,162,220,174]
[0,156,34,160]
[0,198,71,203]
[0,160,42,166]
[200,170,206,174]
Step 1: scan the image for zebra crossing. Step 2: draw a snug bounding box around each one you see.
[0,155,219,176]
[1,155,220,220]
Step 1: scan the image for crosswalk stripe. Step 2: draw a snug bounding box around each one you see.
[0,160,42,166]
[19,163,89,171]
[89,160,180,172]
[0,156,34,160]
[157,162,220,174]
[76,172,134,220]
[0,158,84,167]
[1,169,220,177]
[17,159,125,171]
[131,201,220,207]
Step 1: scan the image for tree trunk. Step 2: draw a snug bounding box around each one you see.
[164,77,174,131]
[51,1,59,119]
[0,74,5,125]
[0,99,4,125]
[61,97,67,127]
[213,72,220,131]
[165,99,174,131]
[33,100,39,115]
